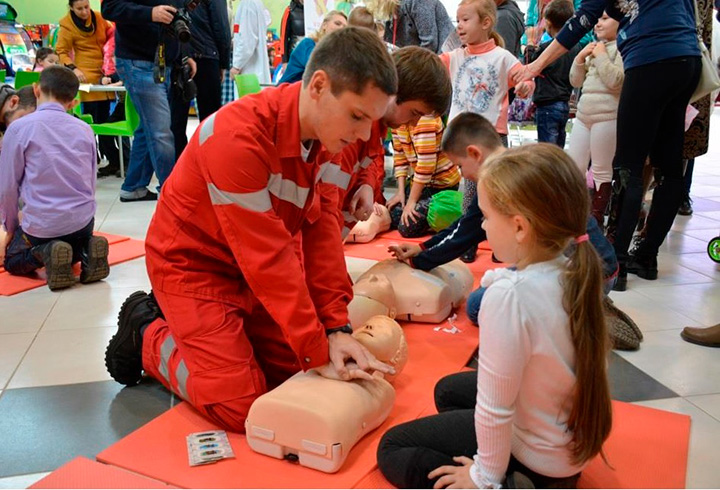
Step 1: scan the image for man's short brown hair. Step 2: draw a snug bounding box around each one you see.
[39,65,79,103]
[394,46,452,116]
[441,112,503,155]
[544,0,574,30]
[303,27,397,97]
[348,6,376,31]
[16,86,37,111]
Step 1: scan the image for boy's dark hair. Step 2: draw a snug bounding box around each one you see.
[348,6,376,31]
[16,86,37,110]
[441,112,503,155]
[394,46,452,116]
[543,0,574,30]
[303,27,397,97]
[39,65,79,103]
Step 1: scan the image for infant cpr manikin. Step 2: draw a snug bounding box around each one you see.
[245,316,408,473]
[348,259,474,328]
[344,205,391,243]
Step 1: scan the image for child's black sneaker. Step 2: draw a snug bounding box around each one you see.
[80,235,110,284]
[460,246,477,264]
[105,291,161,386]
[34,241,76,291]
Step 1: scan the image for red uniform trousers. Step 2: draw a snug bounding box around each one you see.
[141,289,299,433]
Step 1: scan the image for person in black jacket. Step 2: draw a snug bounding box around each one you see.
[281,0,305,63]
[102,0,196,202]
[170,0,231,159]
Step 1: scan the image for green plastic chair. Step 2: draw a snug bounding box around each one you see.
[14,70,40,89]
[71,94,94,124]
[234,73,261,98]
[0,69,6,83]
[89,93,139,178]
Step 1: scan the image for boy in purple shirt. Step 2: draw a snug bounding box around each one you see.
[0,66,109,291]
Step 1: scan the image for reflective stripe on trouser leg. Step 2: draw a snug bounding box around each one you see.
[157,334,189,401]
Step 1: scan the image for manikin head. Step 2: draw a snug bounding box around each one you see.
[353,315,408,377]
[301,27,397,154]
[382,47,452,129]
[441,112,504,182]
[348,273,396,328]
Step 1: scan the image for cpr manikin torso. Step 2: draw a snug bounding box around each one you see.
[344,205,391,243]
[245,316,408,473]
[348,259,474,327]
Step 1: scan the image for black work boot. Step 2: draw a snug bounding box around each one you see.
[613,263,627,292]
[626,252,658,280]
[105,291,162,386]
[33,241,76,291]
[80,235,110,284]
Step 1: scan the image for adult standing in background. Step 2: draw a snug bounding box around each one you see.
[515,0,702,291]
[56,0,118,177]
[230,0,271,85]
[366,0,453,54]
[171,0,231,159]
[495,0,524,59]
[280,0,305,63]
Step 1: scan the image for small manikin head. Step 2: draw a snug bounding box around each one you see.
[348,273,397,328]
[353,315,408,378]
[346,204,392,243]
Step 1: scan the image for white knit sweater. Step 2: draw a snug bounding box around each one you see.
[470,258,588,488]
[569,41,624,126]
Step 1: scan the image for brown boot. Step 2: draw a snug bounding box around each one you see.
[591,183,612,228]
[680,323,720,347]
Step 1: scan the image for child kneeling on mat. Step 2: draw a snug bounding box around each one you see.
[0,66,109,291]
[377,144,612,488]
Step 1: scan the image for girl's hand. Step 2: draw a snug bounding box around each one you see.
[73,68,87,83]
[428,456,477,489]
[386,191,405,210]
[515,81,531,98]
[101,76,112,85]
[388,243,422,263]
[401,201,421,227]
[592,41,607,57]
[575,42,596,64]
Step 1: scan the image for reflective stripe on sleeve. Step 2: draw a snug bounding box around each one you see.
[207,183,273,213]
[199,113,216,145]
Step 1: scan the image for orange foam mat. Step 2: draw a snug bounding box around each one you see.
[353,401,691,489]
[29,456,176,489]
[0,234,145,296]
[97,318,480,489]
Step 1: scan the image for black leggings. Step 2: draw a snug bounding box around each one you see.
[377,371,580,488]
[611,56,701,262]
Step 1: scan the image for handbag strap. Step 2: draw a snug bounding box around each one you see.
[693,0,703,43]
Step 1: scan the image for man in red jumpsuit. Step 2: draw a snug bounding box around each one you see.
[334,46,453,237]
[104,28,398,433]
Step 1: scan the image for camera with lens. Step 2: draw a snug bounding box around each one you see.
[154,0,208,83]
[173,56,198,103]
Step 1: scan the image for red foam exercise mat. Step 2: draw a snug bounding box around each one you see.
[353,401,691,489]
[97,317,479,489]
[0,236,145,296]
[29,456,176,489]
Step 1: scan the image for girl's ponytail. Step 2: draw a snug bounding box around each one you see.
[490,30,505,48]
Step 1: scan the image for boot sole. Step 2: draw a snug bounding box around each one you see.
[680,331,720,348]
[81,236,110,284]
[45,242,76,291]
[104,291,148,386]
[627,266,658,280]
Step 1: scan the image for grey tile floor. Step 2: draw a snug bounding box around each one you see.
[1,116,720,488]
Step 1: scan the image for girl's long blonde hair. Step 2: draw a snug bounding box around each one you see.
[310,10,347,43]
[479,144,612,465]
[459,0,505,48]
[365,0,399,22]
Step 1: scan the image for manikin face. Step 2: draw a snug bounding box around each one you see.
[478,181,522,265]
[456,4,488,46]
[309,74,392,154]
[71,0,92,21]
[383,100,433,129]
[594,12,619,42]
[353,315,407,375]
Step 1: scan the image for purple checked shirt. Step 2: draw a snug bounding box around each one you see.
[0,102,97,238]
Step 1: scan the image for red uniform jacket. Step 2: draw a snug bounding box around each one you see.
[145,83,352,370]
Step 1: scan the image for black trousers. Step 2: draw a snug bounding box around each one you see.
[170,57,222,159]
[4,219,94,275]
[377,371,580,488]
[83,101,117,167]
[611,56,701,262]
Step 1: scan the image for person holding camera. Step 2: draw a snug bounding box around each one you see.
[102,0,196,202]
[171,0,231,159]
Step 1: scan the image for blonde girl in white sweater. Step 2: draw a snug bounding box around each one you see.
[567,12,624,226]
[377,144,612,489]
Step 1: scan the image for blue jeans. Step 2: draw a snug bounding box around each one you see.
[535,100,569,148]
[115,58,175,194]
